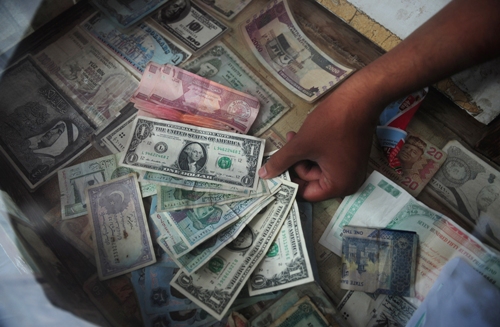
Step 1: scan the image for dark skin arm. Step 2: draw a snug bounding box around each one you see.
[259,0,500,202]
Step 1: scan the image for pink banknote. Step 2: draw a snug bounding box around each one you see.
[132,62,260,134]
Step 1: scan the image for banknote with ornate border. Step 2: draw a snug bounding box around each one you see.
[0,56,95,190]
[181,41,292,136]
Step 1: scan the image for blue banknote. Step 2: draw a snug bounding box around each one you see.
[83,12,190,77]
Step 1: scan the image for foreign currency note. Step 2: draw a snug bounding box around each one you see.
[161,195,275,274]
[114,152,157,197]
[132,62,260,134]
[34,27,138,129]
[156,177,269,211]
[249,282,342,327]
[120,117,265,191]
[340,226,418,297]
[170,180,298,320]
[428,140,500,249]
[82,12,191,78]
[242,0,353,102]
[152,194,270,257]
[86,174,156,280]
[181,42,291,136]
[0,56,94,190]
[58,154,117,219]
[194,0,252,20]
[269,296,330,327]
[319,170,500,301]
[337,291,416,327]
[369,134,447,197]
[150,2,229,53]
[89,0,170,29]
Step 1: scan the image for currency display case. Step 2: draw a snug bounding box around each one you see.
[1,0,500,326]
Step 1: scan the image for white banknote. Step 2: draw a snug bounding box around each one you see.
[120,116,266,192]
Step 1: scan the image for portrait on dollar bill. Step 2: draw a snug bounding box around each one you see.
[156,0,192,23]
[177,142,207,173]
[429,141,500,247]
[0,56,95,190]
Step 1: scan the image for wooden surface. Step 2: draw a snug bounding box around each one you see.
[1,0,499,325]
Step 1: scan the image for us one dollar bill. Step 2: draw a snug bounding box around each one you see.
[121,116,266,191]
[369,134,447,197]
[242,0,353,103]
[162,195,275,274]
[157,177,270,212]
[152,194,270,257]
[181,42,291,136]
[169,180,298,320]
[340,225,418,297]
[194,0,252,20]
[85,174,156,280]
[82,12,191,78]
[34,27,138,129]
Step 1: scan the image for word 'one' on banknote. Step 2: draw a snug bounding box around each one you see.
[85,173,156,280]
[242,0,353,103]
[120,116,266,192]
[340,225,418,297]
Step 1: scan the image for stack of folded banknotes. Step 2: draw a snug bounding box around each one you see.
[56,62,315,324]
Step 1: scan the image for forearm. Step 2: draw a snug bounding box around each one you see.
[337,0,500,116]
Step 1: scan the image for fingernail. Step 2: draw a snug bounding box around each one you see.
[258,166,267,178]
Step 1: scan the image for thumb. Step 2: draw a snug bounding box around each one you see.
[258,132,304,179]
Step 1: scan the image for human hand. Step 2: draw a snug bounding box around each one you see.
[258,86,383,202]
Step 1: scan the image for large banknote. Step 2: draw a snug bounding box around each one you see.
[182,42,291,136]
[268,296,330,327]
[340,226,418,297]
[194,0,252,20]
[152,194,271,257]
[160,195,275,274]
[131,62,260,134]
[156,177,269,212]
[85,174,156,280]
[34,27,138,129]
[58,154,117,219]
[428,140,500,250]
[170,180,298,320]
[121,116,266,191]
[0,56,94,190]
[151,1,228,53]
[82,12,191,78]
[90,0,170,29]
[242,0,353,102]
[319,170,500,301]
[369,134,447,197]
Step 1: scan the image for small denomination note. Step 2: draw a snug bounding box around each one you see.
[121,116,265,191]
[268,296,330,327]
[370,133,447,197]
[82,12,191,78]
[242,0,353,102]
[340,225,418,297]
[131,62,260,134]
[151,2,228,53]
[86,174,156,280]
[181,42,291,136]
[194,0,252,20]
[170,181,298,320]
